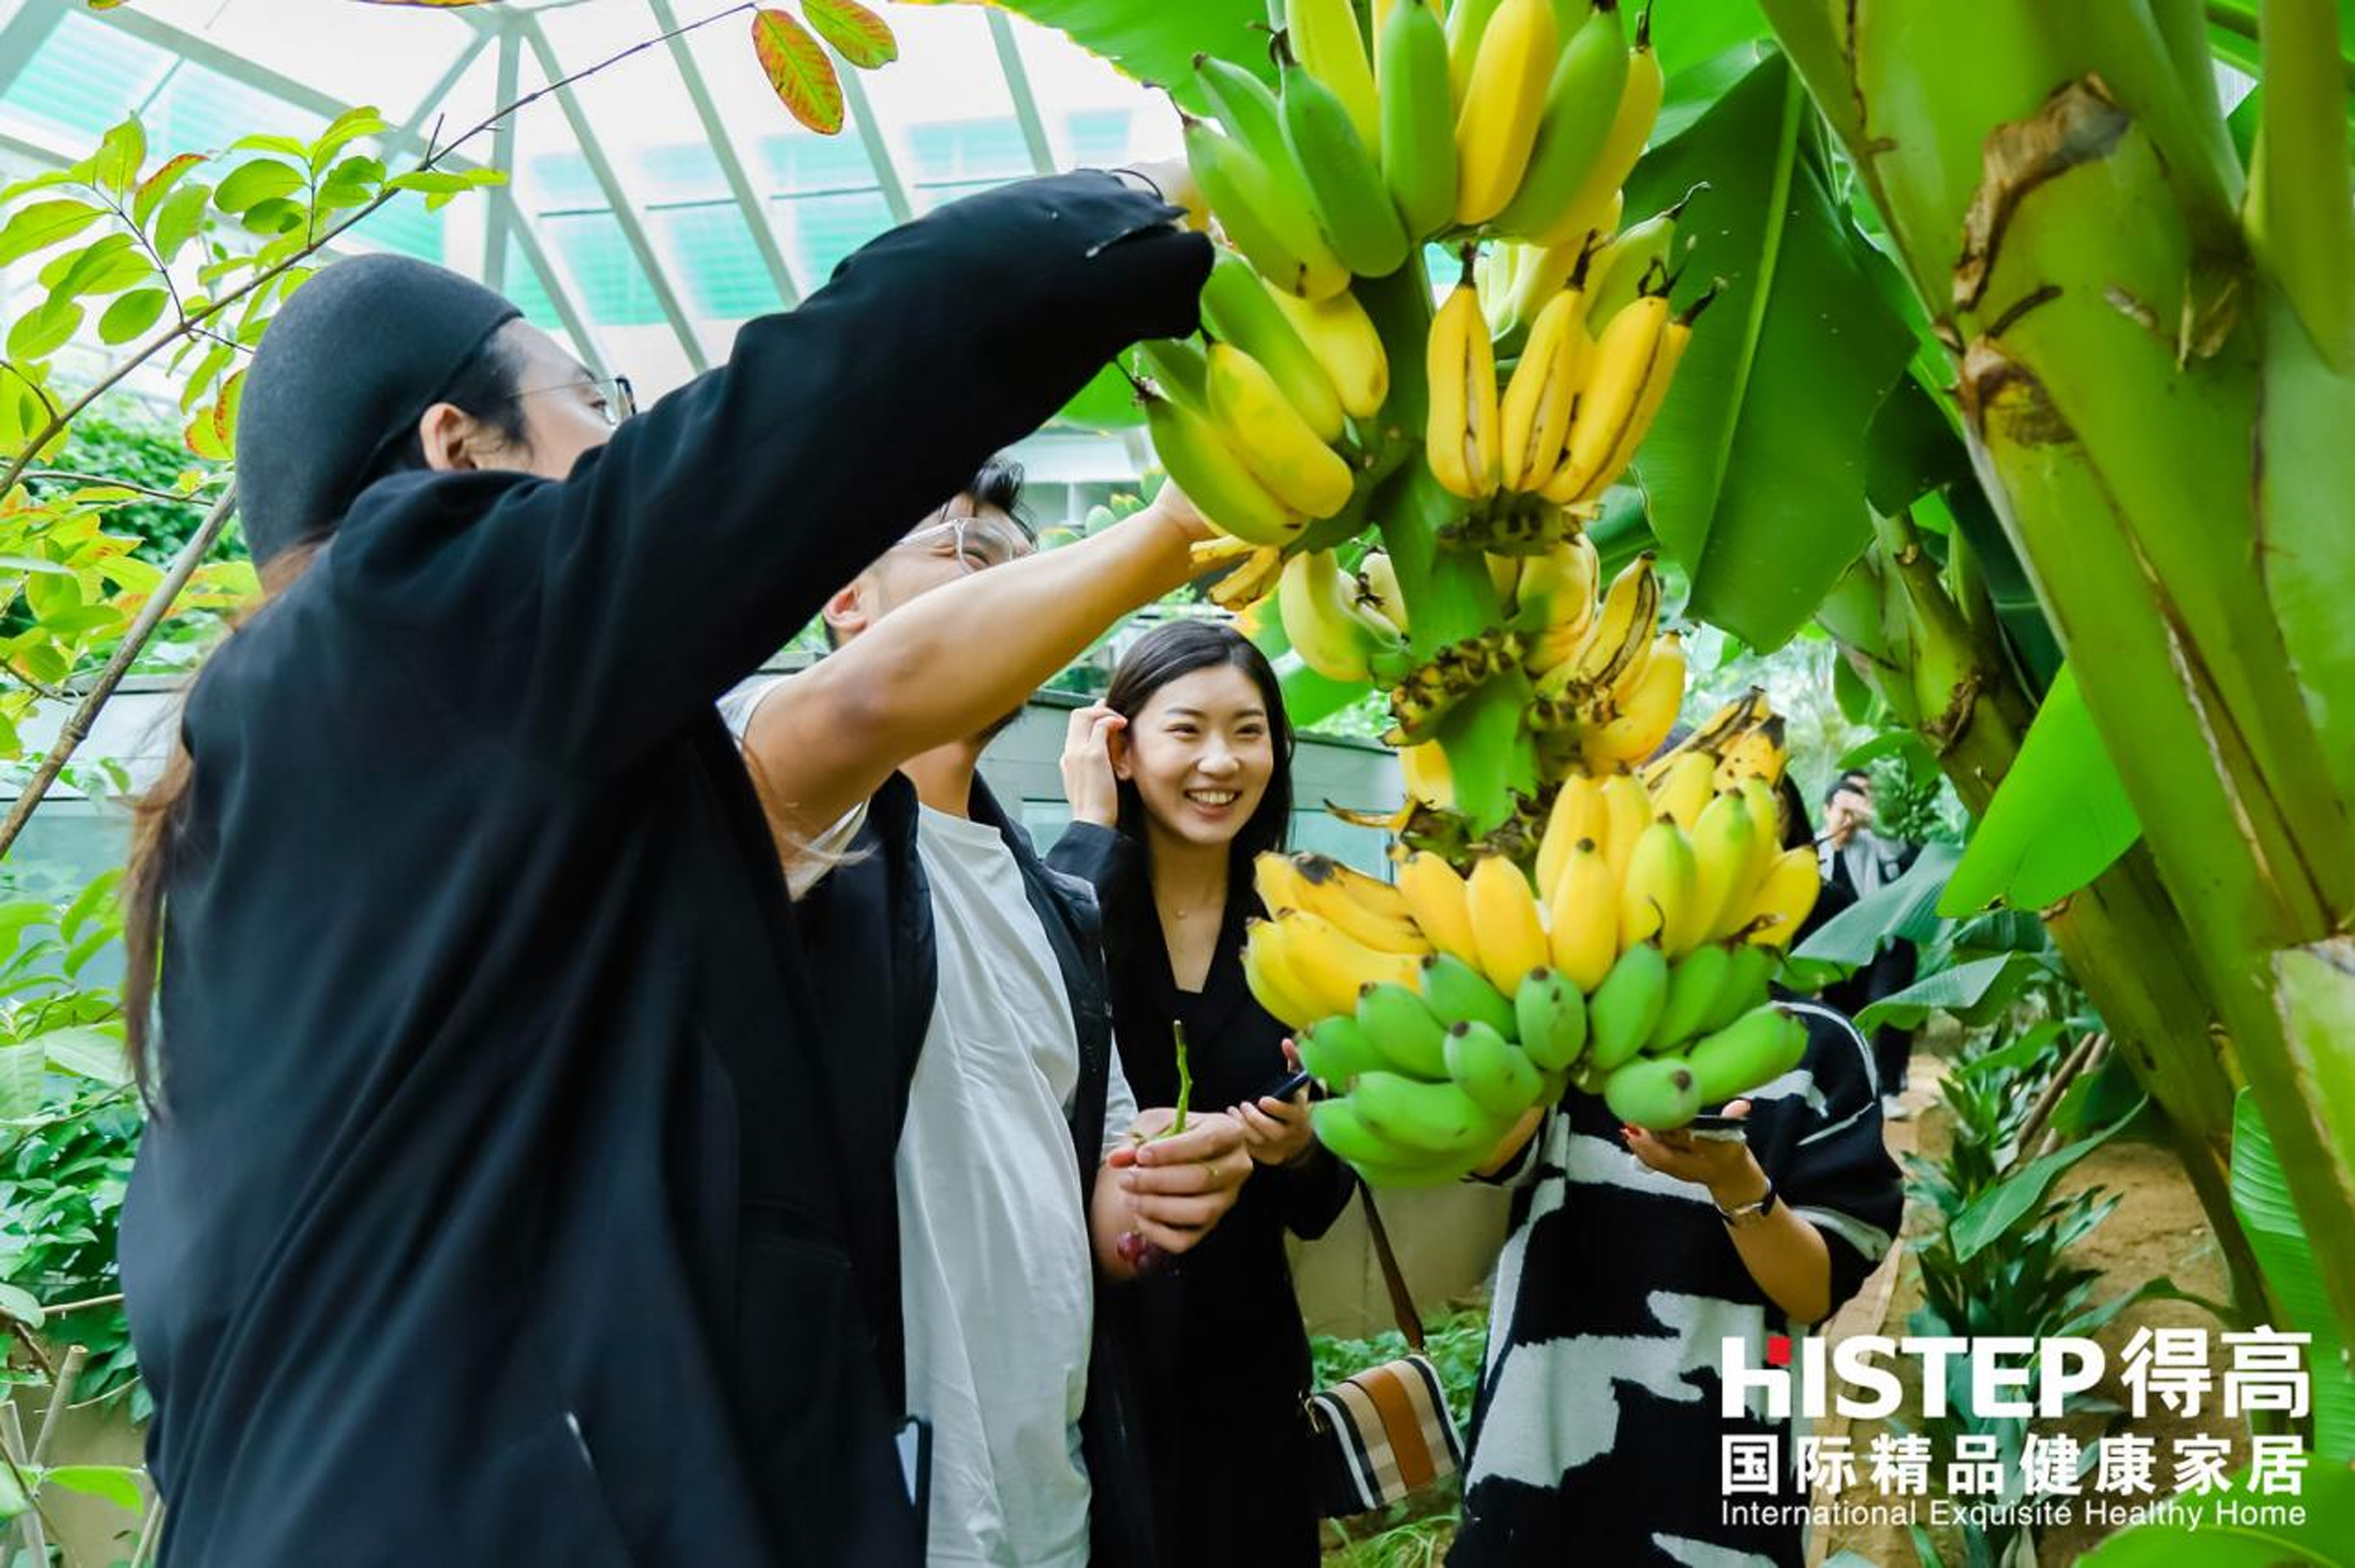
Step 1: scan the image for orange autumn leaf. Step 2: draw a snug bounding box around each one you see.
[752,8,845,134]
[802,0,898,70]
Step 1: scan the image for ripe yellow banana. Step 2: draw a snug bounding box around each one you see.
[1424,257,1501,497]
[1584,628,1685,768]
[1400,740,1456,811]
[1646,688,1772,789]
[1206,341,1356,518]
[1254,849,1313,916]
[1289,852,1431,955]
[1242,916,1324,1027]
[1466,854,1550,998]
[1486,551,1521,609]
[1398,850,1484,965]
[1498,246,1600,491]
[1653,750,1719,832]
[1689,787,1762,946]
[1453,0,1559,226]
[1514,530,1600,664]
[1599,770,1649,887]
[1713,715,1790,789]
[1739,847,1823,948]
[1537,549,1657,699]
[1356,550,1410,634]
[1618,817,1698,956]
[1283,909,1428,1015]
[1732,776,1785,922]
[1280,548,1406,683]
[1547,835,1618,992]
[1267,285,1390,422]
[1291,0,1384,155]
[1535,773,1607,902]
[1543,291,1671,503]
[1143,385,1306,548]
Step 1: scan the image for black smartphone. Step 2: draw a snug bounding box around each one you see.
[1259,1067,1315,1103]
[1684,1111,1749,1141]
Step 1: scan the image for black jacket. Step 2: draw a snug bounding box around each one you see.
[794,775,1160,1567]
[118,172,1208,1566]
[1046,823,1356,1567]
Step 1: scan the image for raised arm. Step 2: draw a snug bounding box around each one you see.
[331,171,1210,772]
[740,492,1206,854]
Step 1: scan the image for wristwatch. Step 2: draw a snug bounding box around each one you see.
[1715,1178,1778,1229]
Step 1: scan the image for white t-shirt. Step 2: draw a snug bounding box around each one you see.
[718,676,1140,1566]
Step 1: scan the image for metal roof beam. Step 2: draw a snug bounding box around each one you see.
[835,49,912,224]
[0,0,69,101]
[481,24,521,292]
[518,15,710,372]
[646,0,800,308]
[986,11,1057,176]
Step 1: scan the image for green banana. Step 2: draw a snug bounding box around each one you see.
[1142,387,1305,547]
[1444,0,1505,105]
[1136,337,1209,412]
[1279,549,1409,684]
[1492,0,1630,243]
[1648,943,1730,1054]
[1299,1012,1385,1090]
[1207,342,1357,517]
[1515,965,1587,1071]
[1698,942,1775,1035]
[1537,1066,1571,1106]
[1281,50,1412,278]
[1586,941,1668,1072]
[1686,1004,1807,1106]
[1312,1096,1437,1169]
[1194,51,1304,180]
[1351,1069,1507,1156]
[1182,116,1350,301]
[1419,951,1519,1039]
[1199,252,1346,443]
[1445,1019,1543,1118]
[1603,1054,1703,1131]
[1356,980,1453,1078]
[1289,0,1383,154]
[1585,184,1699,329]
[1377,0,1457,242]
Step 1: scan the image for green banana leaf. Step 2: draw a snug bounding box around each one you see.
[1622,52,1918,651]
[906,0,1275,105]
[1951,1105,2137,1263]
[2232,1081,2355,1464]
[1938,663,2142,917]
[1793,839,1960,968]
[1853,951,2053,1034]
[2074,1457,2355,1567]
[1053,357,1145,430]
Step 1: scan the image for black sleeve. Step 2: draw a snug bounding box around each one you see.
[1273,1142,1358,1240]
[1760,1002,1905,1317]
[1043,820,1145,911]
[331,173,1210,773]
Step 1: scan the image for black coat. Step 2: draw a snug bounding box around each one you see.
[117,172,1208,1566]
[1046,824,1356,1568]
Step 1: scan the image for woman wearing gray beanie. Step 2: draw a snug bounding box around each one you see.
[115,165,1209,1565]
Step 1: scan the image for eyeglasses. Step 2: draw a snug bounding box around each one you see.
[502,373,636,428]
[898,509,1034,574]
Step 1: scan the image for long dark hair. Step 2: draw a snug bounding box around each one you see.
[1100,618,1294,888]
[121,331,529,1101]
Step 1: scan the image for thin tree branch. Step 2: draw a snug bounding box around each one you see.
[24,472,220,505]
[0,483,236,863]
[40,1293,123,1318]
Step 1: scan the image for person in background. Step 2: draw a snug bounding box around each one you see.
[1449,783,1902,1568]
[723,463,1255,1568]
[116,165,1207,1566]
[1052,619,1357,1568]
[1815,768,1922,1118]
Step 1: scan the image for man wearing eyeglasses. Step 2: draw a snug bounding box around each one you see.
[717,457,1249,1568]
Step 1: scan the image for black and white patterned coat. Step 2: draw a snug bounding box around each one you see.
[1451,1002,1905,1567]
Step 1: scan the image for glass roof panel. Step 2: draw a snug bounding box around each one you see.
[0,8,173,146]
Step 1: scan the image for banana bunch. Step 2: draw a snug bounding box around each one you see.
[1427,252,1716,513]
[1278,547,1412,683]
[1140,252,1389,548]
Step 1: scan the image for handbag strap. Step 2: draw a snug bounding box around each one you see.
[1357,1185,1426,1353]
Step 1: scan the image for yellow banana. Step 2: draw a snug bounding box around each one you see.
[1205,542,1286,610]
[1205,342,1356,518]
[1143,386,1307,548]
[1713,715,1789,789]
[1689,787,1762,945]
[1543,291,1671,503]
[1599,770,1649,887]
[1734,776,1785,916]
[1584,629,1685,768]
[1739,847,1823,949]
[1254,849,1313,916]
[1268,285,1391,421]
[1280,548,1406,683]
[1535,773,1607,902]
[1486,551,1521,609]
[1537,549,1657,698]
[1653,750,1718,832]
[1466,854,1551,998]
[1646,688,1772,790]
[1399,740,1456,811]
[1397,850,1484,966]
[1242,917,1324,1027]
[1620,818,1701,957]
[1547,835,1618,993]
[1453,0,1559,226]
[1549,9,1663,255]
[1291,0,1384,155]
[1283,909,1428,1015]
[1498,247,1599,491]
[1288,852,1431,955]
[1424,257,1501,497]
[1356,550,1410,634]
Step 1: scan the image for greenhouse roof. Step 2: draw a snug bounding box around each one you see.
[0,0,1181,486]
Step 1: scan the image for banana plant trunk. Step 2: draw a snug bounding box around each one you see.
[1760,0,2355,1339]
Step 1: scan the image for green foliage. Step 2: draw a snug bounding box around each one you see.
[2230,1089,2355,1464]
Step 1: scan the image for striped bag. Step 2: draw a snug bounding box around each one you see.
[1303,1188,1466,1515]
